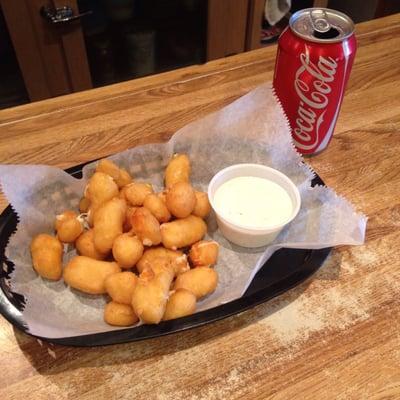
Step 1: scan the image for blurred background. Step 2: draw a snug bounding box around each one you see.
[0,0,399,110]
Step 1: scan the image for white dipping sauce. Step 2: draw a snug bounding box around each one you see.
[213,176,293,228]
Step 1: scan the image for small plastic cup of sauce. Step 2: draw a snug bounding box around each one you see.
[208,164,301,248]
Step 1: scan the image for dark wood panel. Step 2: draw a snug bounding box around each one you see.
[246,0,265,50]
[207,0,249,60]
[375,0,400,17]
[225,0,249,55]
[52,0,92,92]
[26,0,71,97]
[1,0,91,101]
[0,0,51,101]
[207,0,225,59]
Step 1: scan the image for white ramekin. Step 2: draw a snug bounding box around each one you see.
[208,164,301,248]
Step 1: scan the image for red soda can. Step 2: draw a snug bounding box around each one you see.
[273,8,357,155]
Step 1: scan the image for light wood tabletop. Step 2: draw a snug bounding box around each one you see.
[1,13,400,400]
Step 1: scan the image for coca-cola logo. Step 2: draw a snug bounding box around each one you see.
[293,52,337,150]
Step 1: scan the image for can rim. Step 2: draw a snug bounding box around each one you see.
[289,8,355,43]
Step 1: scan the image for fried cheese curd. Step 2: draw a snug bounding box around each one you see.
[30,154,219,326]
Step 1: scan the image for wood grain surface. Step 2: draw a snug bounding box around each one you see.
[1,14,400,400]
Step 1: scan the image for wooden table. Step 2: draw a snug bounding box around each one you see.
[1,14,399,400]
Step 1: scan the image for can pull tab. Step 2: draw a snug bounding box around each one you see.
[310,9,340,39]
[310,9,331,32]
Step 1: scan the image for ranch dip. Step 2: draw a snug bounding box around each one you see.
[213,176,293,228]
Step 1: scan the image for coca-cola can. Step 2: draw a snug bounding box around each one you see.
[273,8,357,155]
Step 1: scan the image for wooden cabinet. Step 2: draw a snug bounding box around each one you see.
[1,0,91,102]
[1,0,253,104]
[246,0,265,51]
[0,0,398,107]
[207,0,249,60]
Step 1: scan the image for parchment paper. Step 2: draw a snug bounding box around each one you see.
[0,83,366,338]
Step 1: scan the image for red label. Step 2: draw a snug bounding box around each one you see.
[274,30,356,154]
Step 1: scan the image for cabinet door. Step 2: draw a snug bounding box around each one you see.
[76,0,208,87]
[207,0,250,60]
[52,0,92,92]
[246,0,265,50]
[1,0,92,102]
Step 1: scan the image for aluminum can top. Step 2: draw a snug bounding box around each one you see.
[289,8,355,43]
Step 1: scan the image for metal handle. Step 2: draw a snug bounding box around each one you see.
[40,5,92,24]
[310,9,331,33]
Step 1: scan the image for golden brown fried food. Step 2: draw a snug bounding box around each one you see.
[143,193,171,223]
[104,271,137,304]
[55,210,84,243]
[54,210,75,231]
[145,256,175,275]
[135,256,184,286]
[79,197,90,213]
[165,153,191,188]
[131,263,175,324]
[112,233,144,269]
[189,240,219,267]
[29,154,221,327]
[193,191,211,219]
[86,171,119,211]
[116,168,133,188]
[119,186,128,201]
[124,182,153,206]
[96,159,133,188]
[158,191,167,204]
[130,207,162,246]
[104,301,138,326]
[75,229,107,260]
[30,234,63,280]
[162,289,196,321]
[96,159,120,181]
[160,215,207,250]
[93,197,127,254]
[166,182,196,218]
[136,246,189,275]
[123,206,137,232]
[63,256,120,294]
[174,267,218,299]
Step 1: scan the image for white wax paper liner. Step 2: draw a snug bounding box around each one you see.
[0,83,367,338]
